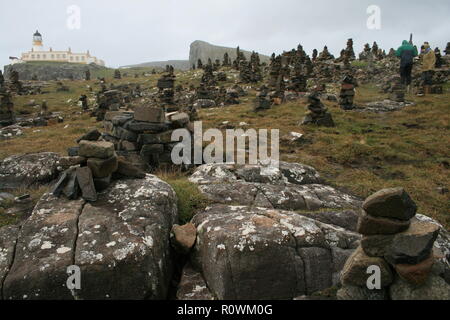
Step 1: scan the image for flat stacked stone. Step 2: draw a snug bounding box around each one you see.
[338,188,449,300]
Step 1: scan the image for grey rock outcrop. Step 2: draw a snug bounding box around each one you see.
[1,174,178,300]
[189,162,362,211]
[0,152,62,190]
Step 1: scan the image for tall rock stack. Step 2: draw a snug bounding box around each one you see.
[157,73,176,110]
[114,69,122,79]
[102,107,192,170]
[317,46,334,61]
[444,42,450,55]
[339,75,356,110]
[389,78,406,102]
[345,38,356,60]
[93,90,124,121]
[359,44,372,61]
[0,85,15,127]
[7,70,23,94]
[254,85,271,112]
[0,70,4,87]
[201,64,216,86]
[301,92,335,127]
[338,188,450,300]
[434,48,442,69]
[223,52,231,67]
[268,55,282,90]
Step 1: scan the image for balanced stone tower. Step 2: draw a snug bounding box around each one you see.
[338,188,449,300]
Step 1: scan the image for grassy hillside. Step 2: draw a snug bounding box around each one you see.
[1,72,449,229]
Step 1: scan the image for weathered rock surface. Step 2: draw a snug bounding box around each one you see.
[1,175,178,300]
[171,223,197,255]
[189,162,361,211]
[0,153,61,190]
[337,285,388,300]
[390,273,450,300]
[191,205,360,300]
[176,264,214,300]
[0,225,20,299]
[357,210,411,235]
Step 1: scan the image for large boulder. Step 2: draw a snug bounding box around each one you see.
[1,175,178,300]
[189,162,362,211]
[190,205,360,300]
[0,153,61,190]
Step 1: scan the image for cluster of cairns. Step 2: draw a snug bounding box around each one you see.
[339,74,357,110]
[102,106,192,170]
[301,92,335,127]
[52,129,146,202]
[338,188,448,300]
[0,71,15,127]
[239,51,262,83]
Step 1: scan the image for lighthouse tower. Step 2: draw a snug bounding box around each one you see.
[32,30,43,52]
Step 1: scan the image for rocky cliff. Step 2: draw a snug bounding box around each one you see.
[3,62,109,81]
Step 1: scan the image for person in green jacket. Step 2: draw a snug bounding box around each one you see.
[396,40,418,92]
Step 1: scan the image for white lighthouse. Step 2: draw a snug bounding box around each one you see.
[32,30,44,52]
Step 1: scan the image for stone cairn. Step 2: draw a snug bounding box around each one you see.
[93,89,123,121]
[85,69,91,81]
[445,42,450,55]
[0,76,15,127]
[157,70,176,110]
[338,188,448,300]
[359,44,372,61]
[223,52,231,67]
[254,85,271,112]
[79,94,89,111]
[7,70,23,94]
[52,129,146,202]
[114,69,122,79]
[389,77,406,102]
[102,106,192,170]
[301,92,335,127]
[339,74,357,110]
[317,46,334,61]
[345,38,356,60]
[434,48,443,69]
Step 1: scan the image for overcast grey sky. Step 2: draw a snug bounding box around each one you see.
[1,0,449,68]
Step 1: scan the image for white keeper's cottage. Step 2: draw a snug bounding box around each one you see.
[10,30,105,66]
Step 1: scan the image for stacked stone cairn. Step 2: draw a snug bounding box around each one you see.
[445,42,450,55]
[222,52,231,67]
[359,44,372,61]
[317,46,334,61]
[93,89,123,121]
[345,38,356,60]
[0,77,15,127]
[301,92,335,127]
[254,85,271,112]
[53,129,146,202]
[434,48,443,69]
[338,188,449,300]
[113,69,122,79]
[157,71,176,110]
[339,74,357,110]
[102,106,192,170]
[389,77,406,102]
[7,70,23,94]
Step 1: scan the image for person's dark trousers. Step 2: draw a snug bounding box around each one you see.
[400,63,413,85]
